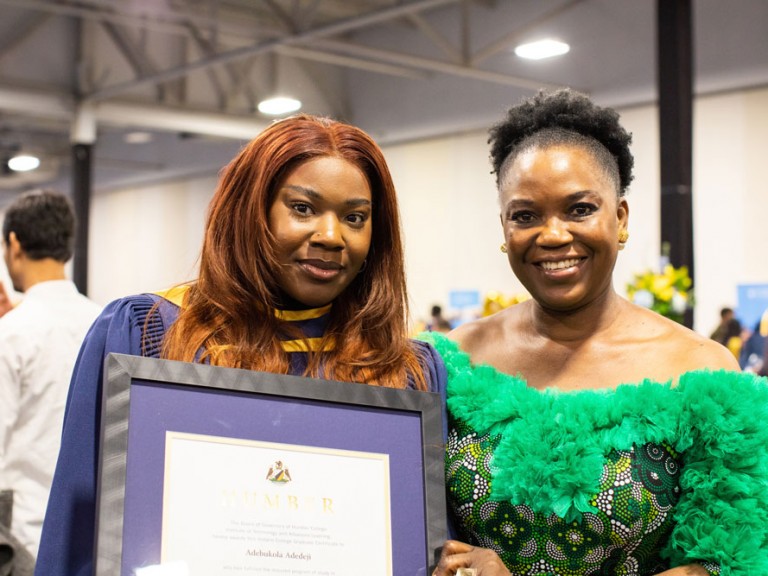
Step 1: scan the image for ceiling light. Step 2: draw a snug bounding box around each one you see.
[514,39,570,60]
[257,96,302,116]
[8,154,40,172]
[124,131,154,144]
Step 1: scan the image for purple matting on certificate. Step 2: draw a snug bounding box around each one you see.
[119,376,430,573]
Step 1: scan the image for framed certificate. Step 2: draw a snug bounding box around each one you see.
[95,353,446,576]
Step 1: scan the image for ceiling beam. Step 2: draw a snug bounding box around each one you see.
[0,85,72,119]
[0,11,50,59]
[314,39,561,91]
[471,0,585,66]
[406,13,462,64]
[100,21,166,100]
[0,85,267,139]
[82,0,462,102]
[253,0,352,118]
[184,23,247,110]
[0,0,567,102]
[0,0,262,40]
[95,101,268,140]
[274,45,429,80]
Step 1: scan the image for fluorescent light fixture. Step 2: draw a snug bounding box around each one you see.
[7,154,40,172]
[514,39,570,60]
[124,131,154,144]
[257,96,302,116]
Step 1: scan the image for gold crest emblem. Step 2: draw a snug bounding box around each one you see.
[266,460,292,483]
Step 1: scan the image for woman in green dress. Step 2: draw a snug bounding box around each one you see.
[424,89,768,576]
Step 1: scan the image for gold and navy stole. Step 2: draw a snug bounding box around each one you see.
[154,286,335,369]
[274,306,334,353]
[274,306,335,374]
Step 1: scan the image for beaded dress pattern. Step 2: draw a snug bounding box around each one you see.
[447,419,719,575]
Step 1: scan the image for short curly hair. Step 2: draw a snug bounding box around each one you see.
[2,190,75,262]
[488,88,634,196]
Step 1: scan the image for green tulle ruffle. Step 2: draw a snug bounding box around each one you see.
[419,331,768,576]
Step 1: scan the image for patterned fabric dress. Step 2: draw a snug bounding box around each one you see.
[447,420,718,575]
[419,332,768,576]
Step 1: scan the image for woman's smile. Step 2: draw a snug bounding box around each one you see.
[297,258,344,281]
[536,257,585,273]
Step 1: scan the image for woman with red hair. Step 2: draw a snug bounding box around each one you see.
[37,114,445,575]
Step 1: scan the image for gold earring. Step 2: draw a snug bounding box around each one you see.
[618,229,629,250]
[500,243,508,253]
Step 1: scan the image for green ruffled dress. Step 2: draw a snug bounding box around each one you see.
[419,332,768,576]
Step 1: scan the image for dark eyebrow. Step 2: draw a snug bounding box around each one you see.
[504,190,599,210]
[502,198,534,215]
[283,184,320,198]
[504,198,535,208]
[565,190,601,202]
[282,184,372,208]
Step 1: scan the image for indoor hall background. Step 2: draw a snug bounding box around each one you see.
[0,0,766,332]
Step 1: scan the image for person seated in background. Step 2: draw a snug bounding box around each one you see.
[709,306,739,346]
[762,335,768,377]
[0,191,102,562]
[423,89,768,576]
[718,316,744,359]
[428,304,453,333]
[36,114,446,576]
[740,319,766,372]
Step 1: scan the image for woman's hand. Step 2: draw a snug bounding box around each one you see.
[432,540,512,576]
[431,541,707,576]
[654,565,709,576]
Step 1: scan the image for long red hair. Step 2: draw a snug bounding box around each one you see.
[160,114,427,390]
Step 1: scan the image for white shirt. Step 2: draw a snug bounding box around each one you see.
[0,280,102,556]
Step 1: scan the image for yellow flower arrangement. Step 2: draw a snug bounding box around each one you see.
[626,264,692,323]
[482,291,530,317]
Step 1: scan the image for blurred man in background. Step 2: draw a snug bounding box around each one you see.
[0,191,101,561]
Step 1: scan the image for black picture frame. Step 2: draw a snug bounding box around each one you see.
[95,353,446,575]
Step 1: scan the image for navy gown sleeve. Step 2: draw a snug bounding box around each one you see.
[410,338,447,391]
[35,295,165,576]
[409,338,448,434]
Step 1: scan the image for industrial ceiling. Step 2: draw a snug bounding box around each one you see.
[0,0,766,205]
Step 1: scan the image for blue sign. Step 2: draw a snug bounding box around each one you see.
[737,283,768,331]
[449,290,481,309]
